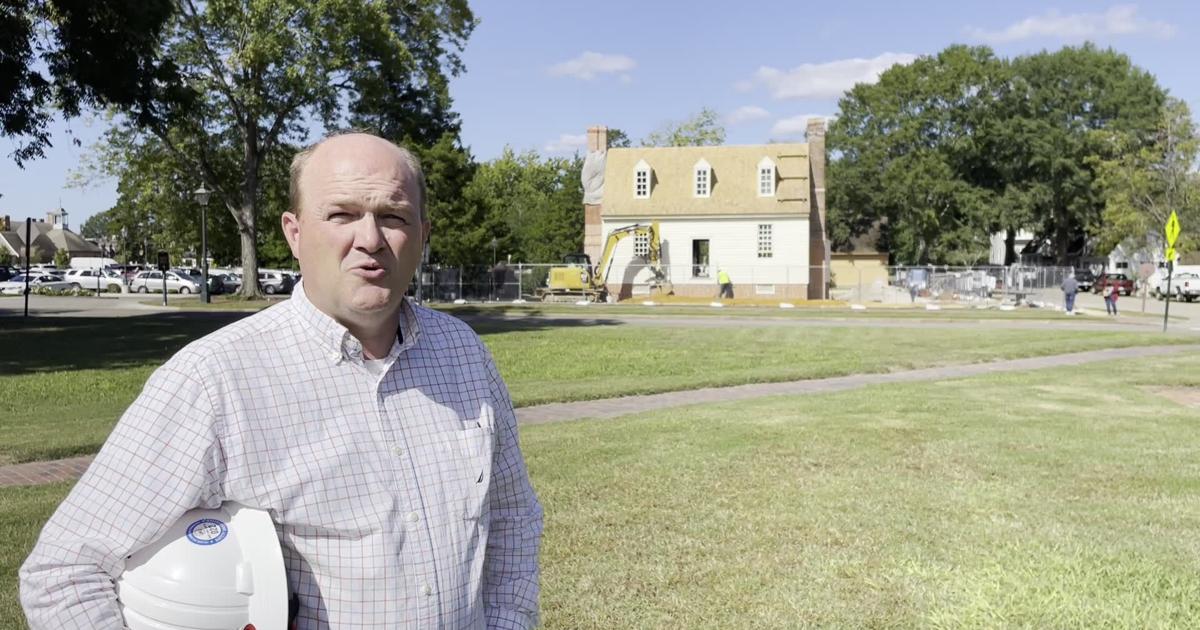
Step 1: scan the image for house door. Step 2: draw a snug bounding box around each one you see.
[692,239,709,277]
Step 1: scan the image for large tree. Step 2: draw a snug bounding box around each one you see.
[412,133,481,267]
[827,45,1007,264]
[462,148,583,265]
[1000,44,1165,263]
[88,0,474,296]
[1092,97,1199,258]
[2,0,187,165]
[828,43,1167,265]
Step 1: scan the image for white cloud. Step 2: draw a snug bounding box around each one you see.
[742,52,918,100]
[726,106,770,125]
[548,52,637,80]
[967,5,1175,44]
[543,133,588,154]
[770,115,831,139]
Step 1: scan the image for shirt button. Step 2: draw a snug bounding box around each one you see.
[391,445,403,457]
[405,511,420,524]
[420,584,433,597]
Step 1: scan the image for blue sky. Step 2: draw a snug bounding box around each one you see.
[2,1,1197,229]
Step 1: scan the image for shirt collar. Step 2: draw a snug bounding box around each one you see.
[290,281,421,365]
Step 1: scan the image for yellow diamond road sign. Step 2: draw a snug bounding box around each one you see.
[1165,211,1181,247]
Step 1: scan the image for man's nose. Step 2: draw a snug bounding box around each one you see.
[353,213,384,252]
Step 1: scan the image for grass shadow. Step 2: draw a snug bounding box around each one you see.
[0,313,253,375]
[0,310,624,376]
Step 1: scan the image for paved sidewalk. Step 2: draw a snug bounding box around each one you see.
[3,344,1195,488]
[0,456,94,487]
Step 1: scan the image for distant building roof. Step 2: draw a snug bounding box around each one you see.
[0,218,100,263]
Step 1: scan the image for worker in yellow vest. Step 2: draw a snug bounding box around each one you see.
[717,268,734,299]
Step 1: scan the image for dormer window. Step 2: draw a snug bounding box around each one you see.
[694,158,711,198]
[758,157,776,197]
[634,159,651,198]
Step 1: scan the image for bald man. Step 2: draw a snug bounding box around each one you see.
[21,133,543,629]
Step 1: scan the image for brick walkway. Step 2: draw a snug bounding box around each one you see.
[0,456,94,488]
[3,344,1195,488]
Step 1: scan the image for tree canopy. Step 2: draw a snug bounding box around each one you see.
[641,108,726,147]
[2,0,187,165]
[460,148,583,266]
[79,0,475,295]
[828,43,1169,265]
[1092,97,1198,259]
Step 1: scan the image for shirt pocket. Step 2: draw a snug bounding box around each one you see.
[456,423,494,522]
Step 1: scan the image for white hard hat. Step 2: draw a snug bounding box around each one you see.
[116,502,289,630]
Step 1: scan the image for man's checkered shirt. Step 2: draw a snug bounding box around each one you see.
[20,284,543,629]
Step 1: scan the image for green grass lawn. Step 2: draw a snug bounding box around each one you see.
[440,301,1177,322]
[0,483,68,629]
[2,315,1192,464]
[3,354,1198,628]
[523,351,1200,628]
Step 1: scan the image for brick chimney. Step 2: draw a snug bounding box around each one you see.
[587,126,608,153]
[583,125,608,264]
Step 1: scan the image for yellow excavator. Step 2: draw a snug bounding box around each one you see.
[538,222,673,302]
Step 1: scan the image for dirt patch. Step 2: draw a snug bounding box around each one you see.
[1143,387,1200,408]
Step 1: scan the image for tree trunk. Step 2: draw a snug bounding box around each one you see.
[1056,217,1071,266]
[238,128,264,298]
[238,208,260,297]
[1004,228,1016,266]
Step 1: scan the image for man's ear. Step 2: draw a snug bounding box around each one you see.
[282,211,302,259]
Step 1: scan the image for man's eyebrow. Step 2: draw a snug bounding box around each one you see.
[378,199,414,212]
[323,197,413,212]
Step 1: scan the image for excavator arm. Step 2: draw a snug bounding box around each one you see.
[591,222,668,295]
[540,221,669,302]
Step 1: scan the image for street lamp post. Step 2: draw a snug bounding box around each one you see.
[193,184,212,303]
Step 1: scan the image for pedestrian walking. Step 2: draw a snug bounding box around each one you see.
[1103,283,1118,315]
[1061,273,1079,315]
[717,268,734,299]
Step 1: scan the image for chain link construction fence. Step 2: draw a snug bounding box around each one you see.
[412,262,1077,305]
[831,265,1074,305]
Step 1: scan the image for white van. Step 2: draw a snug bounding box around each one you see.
[69,256,121,270]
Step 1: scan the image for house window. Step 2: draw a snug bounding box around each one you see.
[692,239,710,277]
[634,233,649,257]
[758,224,773,258]
[694,159,711,198]
[634,159,651,198]
[758,157,776,197]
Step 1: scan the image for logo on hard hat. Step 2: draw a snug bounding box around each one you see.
[186,519,229,545]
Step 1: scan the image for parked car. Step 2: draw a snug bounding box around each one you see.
[129,270,203,294]
[173,267,227,295]
[115,264,147,281]
[218,273,242,294]
[63,268,126,292]
[1166,272,1200,302]
[1094,273,1134,296]
[258,271,294,295]
[1073,269,1095,292]
[0,273,75,295]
